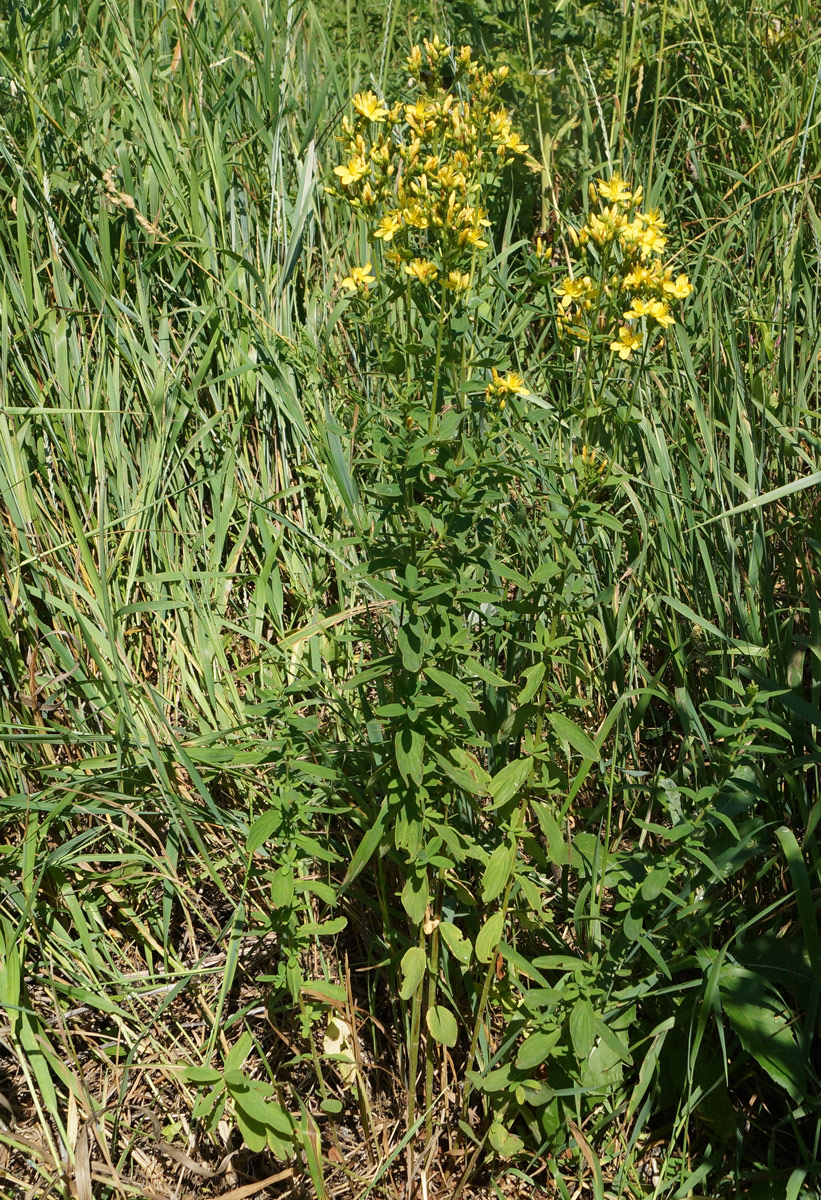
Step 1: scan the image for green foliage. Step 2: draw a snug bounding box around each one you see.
[0,0,820,1197]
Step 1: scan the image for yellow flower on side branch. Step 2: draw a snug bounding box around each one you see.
[556,168,693,359]
[610,327,643,360]
[352,91,389,122]
[404,258,438,284]
[341,263,376,292]
[485,367,528,408]
[334,156,369,187]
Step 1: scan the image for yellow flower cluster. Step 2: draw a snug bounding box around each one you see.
[329,38,530,299]
[555,173,693,361]
[485,368,528,410]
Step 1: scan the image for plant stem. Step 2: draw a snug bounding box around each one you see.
[429,284,448,433]
[406,920,426,1130]
[461,790,529,1119]
[424,873,444,1137]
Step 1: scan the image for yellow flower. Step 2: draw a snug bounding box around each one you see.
[622,264,658,291]
[486,367,528,397]
[373,211,403,241]
[584,206,625,245]
[402,202,430,229]
[503,130,529,156]
[462,227,489,249]
[624,298,674,326]
[352,91,389,122]
[404,258,438,284]
[597,173,633,205]
[610,326,643,360]
[437,163,466,190]
[444,270,470,290]
[501,370,527,396]
[405,99,438,134]
[639,207,666,233]
[623,297,653,321]
[333,156,369,187]
[662,272,693,299]
[640,228,667,257]
[619,220,646,250]
[341,262,376,292]
[424,34,451,63]
[647,300,675,326]
[554,276,590,309]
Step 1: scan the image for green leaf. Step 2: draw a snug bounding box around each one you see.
[488,1121,524,1157]
[775,826,821,986]
[530,801,567,865]
[595,1019,633,1065]
[475,911,505,963]
[183,1066,223,1085]
[466,1063,511,1093]
[439,921,472,965]
[270,866,295,908]
[518,662,545,706]
[247,807,282,853]
[426,1005,458,1047]
[224,1032,253,1074]
[569,998,596,1060]
[341,802,387,891]
[516,1028,561,1070]
[489,758,533,809]
[192,1085,224,1123]
[394,725,425,785]
[401,869,429,924]
[397,621,424,672]
[399,946,426,999]
[424,666,478,712]
[641,865,669,901]
[547,713,598,760]
[465,657,512,688]
[721,968,807,1101]
[481,841,516,903]
[234,1107,268,1153]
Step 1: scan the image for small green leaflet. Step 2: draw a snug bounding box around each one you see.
[481,840,515,902]
[439,921,472,965]
[489,757,533,809]
[518,662,545,706]
[340,801,388,892]
[399,946,426,999]
[569,997,596,1059]
[424,666,478,712]
[476,911,505,962]
[547,712,599,760]
[426,1005,458,1047]
[516,1028,561,1070]
[395,725,425,785]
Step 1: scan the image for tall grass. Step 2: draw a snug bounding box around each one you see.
[0,0,819,1197]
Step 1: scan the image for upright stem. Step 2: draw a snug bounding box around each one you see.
[406,920,426,1129]
[461,790,530,1119]
[428,285,448,433]
[424,873,444,1137]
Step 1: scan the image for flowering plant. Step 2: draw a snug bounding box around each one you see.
[554,172,693,362]
[328,36,532,425]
